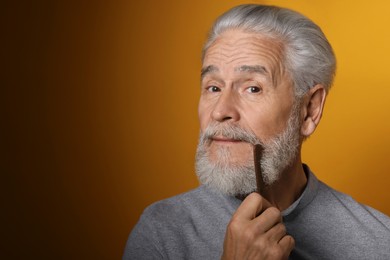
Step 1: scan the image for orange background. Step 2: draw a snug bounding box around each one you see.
[3,0,390,258]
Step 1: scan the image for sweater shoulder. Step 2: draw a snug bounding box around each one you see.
[316,180,390,230]
[143,186,211,218]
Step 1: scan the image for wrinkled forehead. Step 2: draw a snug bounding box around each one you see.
[202,29,287,86]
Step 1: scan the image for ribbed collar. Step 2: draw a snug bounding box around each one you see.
[282,164,319,219]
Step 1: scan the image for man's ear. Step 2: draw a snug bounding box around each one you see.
[301,84,327,137]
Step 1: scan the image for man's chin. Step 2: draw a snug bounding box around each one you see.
[195,160,257,197]
[207,150,253,167]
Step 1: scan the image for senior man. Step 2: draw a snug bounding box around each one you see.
[124,4,390,259]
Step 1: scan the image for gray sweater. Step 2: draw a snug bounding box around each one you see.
[123,165,390,259]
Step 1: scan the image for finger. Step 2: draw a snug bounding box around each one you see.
[234,193,266,220]
[266,222,287,241]
[254,192,273,212]
[252,206,282,233]
[278,235,295,254]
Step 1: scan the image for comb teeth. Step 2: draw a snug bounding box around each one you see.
[253,144,264,194]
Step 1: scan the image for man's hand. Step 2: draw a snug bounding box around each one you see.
[221,193,294,259]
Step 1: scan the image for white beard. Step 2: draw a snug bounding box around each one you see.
[195,102,301,196]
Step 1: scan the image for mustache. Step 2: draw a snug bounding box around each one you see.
[199,122,261,145]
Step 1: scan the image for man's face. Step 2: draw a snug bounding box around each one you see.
[196,29,300,195]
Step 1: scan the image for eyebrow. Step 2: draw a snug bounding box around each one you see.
[201,64,268,79]
[200,65,219,79]
[235,65,268,75]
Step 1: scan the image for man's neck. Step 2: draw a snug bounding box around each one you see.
[258,159,307,211]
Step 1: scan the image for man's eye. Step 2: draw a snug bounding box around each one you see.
[207,86,221,92]
[247,86,261,93]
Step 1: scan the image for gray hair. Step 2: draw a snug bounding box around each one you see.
[202,4,336,97]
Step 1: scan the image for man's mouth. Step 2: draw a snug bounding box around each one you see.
[211,136,243,143]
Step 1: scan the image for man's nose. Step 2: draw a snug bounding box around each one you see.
[211,90,240,122]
